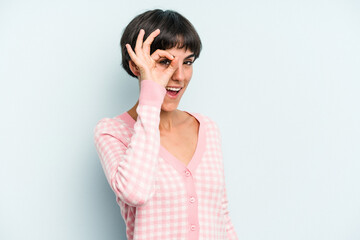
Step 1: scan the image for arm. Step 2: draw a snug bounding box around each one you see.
[94,80,165,207]
[222,182,239,239]
[95,28,178,207]
[213,121,239,239]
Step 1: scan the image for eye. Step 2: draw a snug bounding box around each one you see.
[184,60,194,65]
[159,59,171,66]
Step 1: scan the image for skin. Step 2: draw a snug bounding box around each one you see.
[125,29,199,166]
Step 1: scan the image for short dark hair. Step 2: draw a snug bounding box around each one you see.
[120,9,202,78]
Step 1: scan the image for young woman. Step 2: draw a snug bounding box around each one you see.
[94,9,238,240]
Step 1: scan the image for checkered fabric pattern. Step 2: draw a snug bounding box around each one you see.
[94,80,238,240]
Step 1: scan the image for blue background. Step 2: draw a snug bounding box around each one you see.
[1,0,359,239]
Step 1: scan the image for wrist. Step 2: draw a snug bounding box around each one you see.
[139,80,166,107]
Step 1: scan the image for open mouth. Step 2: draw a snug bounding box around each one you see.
[165,87,182,97]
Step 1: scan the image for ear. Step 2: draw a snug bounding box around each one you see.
[128,60,140,77]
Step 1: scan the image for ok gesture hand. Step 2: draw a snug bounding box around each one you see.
[126,29,179,87]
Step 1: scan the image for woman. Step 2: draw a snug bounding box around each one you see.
[94,9,238,240]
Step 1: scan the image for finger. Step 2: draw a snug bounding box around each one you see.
[126,43,141,66]
[164,56,180,76]
[143,29,160,54]
[151,49,175,62]
[134,29,145,54]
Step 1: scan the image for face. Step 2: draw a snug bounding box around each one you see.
[157,47,195,112]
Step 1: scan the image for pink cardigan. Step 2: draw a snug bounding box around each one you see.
[94,80,238,240]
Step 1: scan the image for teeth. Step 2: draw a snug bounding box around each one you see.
[166,87,181,91]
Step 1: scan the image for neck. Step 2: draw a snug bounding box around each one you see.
[159,109,181,131]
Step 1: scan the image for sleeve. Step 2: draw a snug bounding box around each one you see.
[213,120,239,239]
[222,183,239,239]
[94,80,166,207]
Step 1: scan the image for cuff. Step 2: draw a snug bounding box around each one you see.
[139,80,166,107]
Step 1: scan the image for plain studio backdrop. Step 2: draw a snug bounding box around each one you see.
[1,0,359,239]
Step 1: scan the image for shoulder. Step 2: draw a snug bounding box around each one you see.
[190,112,220,131]
[93,112,133,139]
[188,112,222,141]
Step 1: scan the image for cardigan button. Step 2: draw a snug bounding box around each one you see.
[190,224,196,231]
[185,170,191,177]
[189,197,195,203]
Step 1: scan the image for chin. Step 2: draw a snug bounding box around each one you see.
[161,102,180,112]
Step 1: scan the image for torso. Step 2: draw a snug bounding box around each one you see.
[127,106,200,166]
[160,112,199,166]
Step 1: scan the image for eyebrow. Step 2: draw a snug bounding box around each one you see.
[185,53,196,59]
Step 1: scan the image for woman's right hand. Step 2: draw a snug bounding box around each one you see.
[125,29,179,87]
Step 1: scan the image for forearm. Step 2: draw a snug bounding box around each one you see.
[94,80,165,206]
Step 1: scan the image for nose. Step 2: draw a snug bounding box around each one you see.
[171,63,185,82]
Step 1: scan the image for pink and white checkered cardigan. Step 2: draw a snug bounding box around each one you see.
[94,80,238,240]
